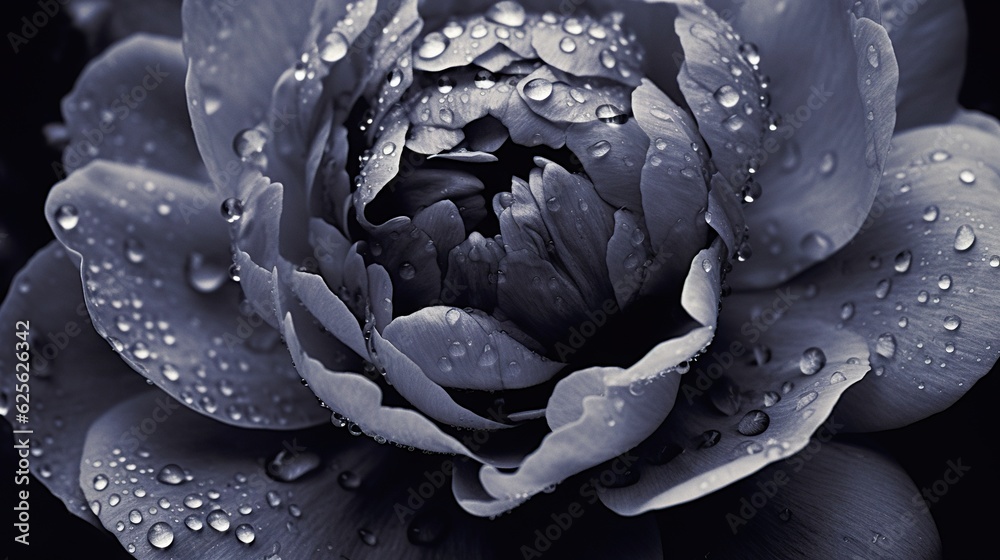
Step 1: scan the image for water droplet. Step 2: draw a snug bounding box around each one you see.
[596,104,628,124]
[738,42,761,65]
[958,169,976,184]
[477,344,498,367]
[146,521,175,549]
[698,430,721,449]
[236,523,256,544]
[876,333,897,359]
[524,78,554,101]
[794,391,818,411]
[445,308,462,326]
[563,18,584,35]
[381,142,396,156]
[399,262,416,280]
[737,410,770,436]
[840,302,855,320]
[320,31,349,62]
[762,391,781,407]
[93,474,109,491]
[866,44,879,67]
[799,231,833,260]
[943,315,962,331]
[600,49,616,69]
[337,470,361,490]
[185,514,203,531]
[486,1,526,27]
[268,449,321,482]
[359,528,378,546]
[894,250,912,273]
[723,114,746,132]
[799,347,826,375]
[221,198,244,223]
[713,85,740,108]
[437,76,455,94]
[129,509,143,524]
[186,252,229,293]
[954,225,976,251]
[157,464,186,485]
[233,128,267,158]
[930,150,951,162]
[702,259,713,273]
[108,494,121,506]
[474,69,496,88]
[387,68,403,88]
[875,278,892,299]
[990,255,1000,268]
[55,204,80,230]
[938,274,952,290]
[779,508,792,522]
[829,371,847,384]
[207,510,230,532]
[588,140,611,158]
[818,151,837,175]
[418,33,448,59]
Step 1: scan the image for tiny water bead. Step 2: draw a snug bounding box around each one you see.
[737,410,770,436]
[596,104,628,124]
[185,515,204,531]
[922,205,939,222]
[93,474,109,491]
[713,85,740,108]
[233,128,267,158]
[954,225,976,251]
[588,140,612,158]
[943,315,962,331]
[523,78,554,101]
[156,463,186,485]
[55,204,80,230]
[876,333,897,359]
[221,198,244,223]
[958,169,976,184]
[799,347,826,375]
[320,31,349,62]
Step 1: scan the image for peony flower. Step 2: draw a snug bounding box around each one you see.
[2,0,998,557]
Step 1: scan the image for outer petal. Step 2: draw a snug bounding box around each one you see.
[659,440,941,559]
[718,0,899,288]
[60,34,206,181]
[600,312,869,514]
[725,117,1000,432]
[880,0,967,130]
[0,243,150,523]
[78,388,663,558]
[182,0,317,195]
[46,161,330,428]
[459,240,724,514]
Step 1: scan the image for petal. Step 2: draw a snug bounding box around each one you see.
[720,0,899,288]
[880,0,967,130]
[466,240,723,512]
[599,315,870,514]
[0,243,150,523]
[657,440,941,559]
[60,34,206,181]
[79,388,662,558]
[278,263,511,432]
[726,117,1000,432]
[46,161,329,428]
[74,0,183,44]
[675,3,768,195]
[182,0,316,195]
[383,307,563,391]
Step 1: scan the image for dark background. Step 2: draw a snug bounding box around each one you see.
[0,0,998,558]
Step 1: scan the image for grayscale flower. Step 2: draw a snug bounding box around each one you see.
[3,0,997,557]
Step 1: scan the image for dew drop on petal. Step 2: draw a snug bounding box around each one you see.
[713,85,740,108]
[799,347,826,375]
[236,524,256,544]
[221,198,244,223]
[524,78,554,101]
[893,250,912,273]
[320,31,349,62]
[938,274,952,290]
[418,34,448,59]
[207,510,230,532]
[157,464,186,485]
[922,205,939,222]
[185,515,203,531]
[147,522,174,549]
[954,225,975,251]
[958,169,976,184]
[55,204,80,230]
[943,315,961,331]
[737,410,770,436]
[588,140,611,158]
[596,104,627,124]
[876,333,897,359]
